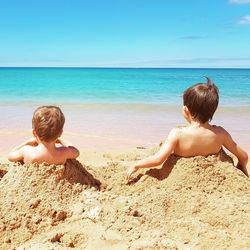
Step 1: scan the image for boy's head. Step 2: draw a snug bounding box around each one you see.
[32,106,65,142]
[183,77,219,123]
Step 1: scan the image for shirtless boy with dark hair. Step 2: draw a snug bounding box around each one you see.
[127,78,248,178]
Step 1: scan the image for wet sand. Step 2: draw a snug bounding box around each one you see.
[0,104,250,155]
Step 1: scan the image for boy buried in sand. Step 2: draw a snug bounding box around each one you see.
[127,78,249,179]
[8,105,80,165]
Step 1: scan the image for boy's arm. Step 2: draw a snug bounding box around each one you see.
[8,148,24,162]
[127,128,178,179]
[222,129,249,177]
[57,138,80,159]
[8,137,37,162]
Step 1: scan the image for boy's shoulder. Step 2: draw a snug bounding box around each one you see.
[21,145,38,154]
[19,145,41,163]
[210,124,229,135]
[171,124,229,139]
[55,145,80,160]
[169,125,186,135]
[56,145,71,153]
[167,126,185,140]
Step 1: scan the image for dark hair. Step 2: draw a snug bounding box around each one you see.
[32,106,65,142]
[183,77,219,123]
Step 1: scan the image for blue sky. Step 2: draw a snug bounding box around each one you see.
[0,0,250,68]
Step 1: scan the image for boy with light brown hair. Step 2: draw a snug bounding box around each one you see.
[8,105,79,165]
[127,78,248,179]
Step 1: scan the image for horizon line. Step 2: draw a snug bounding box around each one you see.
[0,66,250,70]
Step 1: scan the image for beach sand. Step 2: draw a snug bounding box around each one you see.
[0,147,249,250]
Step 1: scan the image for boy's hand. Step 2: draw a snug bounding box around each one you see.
[25,137,38,146]
[236,163,249,177]
[127,165,139,180]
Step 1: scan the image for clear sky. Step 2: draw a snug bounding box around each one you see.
[0,0,250,68]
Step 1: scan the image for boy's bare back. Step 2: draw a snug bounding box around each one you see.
[17,140,78,165]
[172,124,228,157]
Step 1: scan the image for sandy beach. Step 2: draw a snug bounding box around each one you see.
[0,145,249,250]
[1,0,250,247]
[0,69,249,249]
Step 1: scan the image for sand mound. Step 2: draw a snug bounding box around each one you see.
[0,149,249,249]
[100,149,248,194]
[0,160,102,249]
[96,149,250,249]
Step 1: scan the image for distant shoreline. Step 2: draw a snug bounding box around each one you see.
[1,66,250,70]
[0,104,249,156]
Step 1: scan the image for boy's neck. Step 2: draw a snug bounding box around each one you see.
[189,120,209,128]
[38,139,56,150]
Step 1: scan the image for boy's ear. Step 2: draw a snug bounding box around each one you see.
[32,129,37,138]
[182,105,191,121]
[183,105,189,114]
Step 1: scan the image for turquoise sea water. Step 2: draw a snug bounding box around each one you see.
[0,67,250,107]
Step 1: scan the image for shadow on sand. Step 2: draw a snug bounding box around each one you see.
[128,155,180,184]
[63,159,102,189]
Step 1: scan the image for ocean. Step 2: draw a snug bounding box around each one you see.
[0,67,249,153]
[0,67,250,106]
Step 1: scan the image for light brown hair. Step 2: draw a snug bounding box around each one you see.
[183,77,219,123]
[32,106,65,142]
